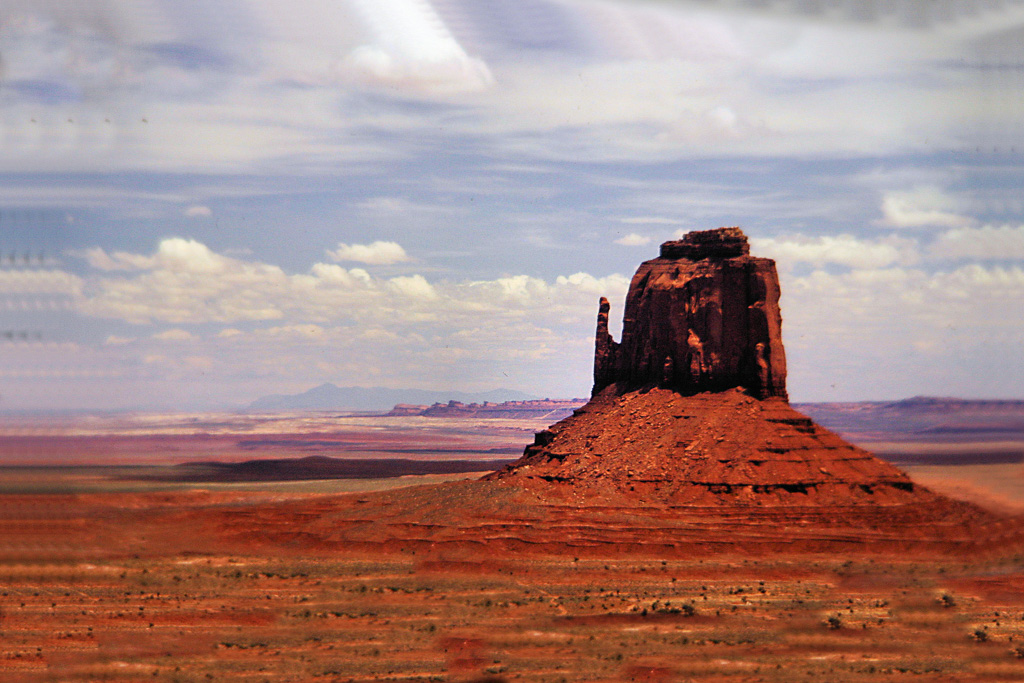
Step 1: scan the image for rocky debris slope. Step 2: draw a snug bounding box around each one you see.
[485,387,936,507]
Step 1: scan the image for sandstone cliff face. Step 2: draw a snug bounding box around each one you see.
[594,227,787,400]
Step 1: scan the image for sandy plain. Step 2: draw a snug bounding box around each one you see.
[2,409,1024,682]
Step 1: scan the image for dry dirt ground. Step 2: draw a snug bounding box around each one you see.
[3,481,1024,683]
[2,411,1024,682]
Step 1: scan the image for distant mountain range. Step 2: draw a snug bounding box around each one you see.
[247,383,540,412]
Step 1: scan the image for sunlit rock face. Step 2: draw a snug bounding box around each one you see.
[594,227,787,400]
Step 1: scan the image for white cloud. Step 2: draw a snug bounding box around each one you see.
[47,237,637,404]
[73,238,630,335]
[388,274,438,300]
[307,263,373,287]
[344,0,493,94]
[80,238,297,323]
[614,233,652,246]
[346,44,492,94]
[929,224,1024,261]
[555,272,630,298]
[184,205,212,217]
[878,186,975,229]
[0,268,82,295]
[780,262,1024,399]
[752,234,914,270]
[81,246,155,271]
[327,240,411,265]
[152,329,196,342]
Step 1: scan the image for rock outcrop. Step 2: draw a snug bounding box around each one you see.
[594,227,787,400]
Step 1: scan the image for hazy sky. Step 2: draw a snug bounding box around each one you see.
[2,0,1024,410]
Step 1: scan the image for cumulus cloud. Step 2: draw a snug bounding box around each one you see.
[388,274,438,300]
[779,260,1024,399]
[614,233,652,246]
[81,246,155,271]
[81,238,331,323]
[929,224,1024,261]
[555,272,630,297]
[74,238,629,335]
[36,237,638,405]
[878,186,975,229]
[15,229,1024,408]
[327,240,411,265]
[752,234,914,270]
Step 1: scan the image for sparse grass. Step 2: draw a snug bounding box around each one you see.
[3,554,1024,681]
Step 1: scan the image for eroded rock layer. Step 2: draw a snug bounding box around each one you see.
[594,227,787,400]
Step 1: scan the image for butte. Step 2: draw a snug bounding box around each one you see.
[485,227,934,507]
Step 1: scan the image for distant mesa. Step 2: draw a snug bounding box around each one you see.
[386,398,586,420]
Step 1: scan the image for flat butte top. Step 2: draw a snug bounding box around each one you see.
[658,226,751,260]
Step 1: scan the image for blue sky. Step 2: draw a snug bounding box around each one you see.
[2,0,1024,410]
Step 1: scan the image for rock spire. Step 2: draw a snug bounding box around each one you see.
[594,227,787,400]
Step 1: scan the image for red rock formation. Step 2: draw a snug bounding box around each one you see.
[488,227,966,512]
[593,296,618,393]
[594,227,787,400]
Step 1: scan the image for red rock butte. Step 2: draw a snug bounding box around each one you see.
[484,227,987,512]
[595,226,787,400]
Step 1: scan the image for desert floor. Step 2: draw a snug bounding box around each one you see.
[2,411,1024,681]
